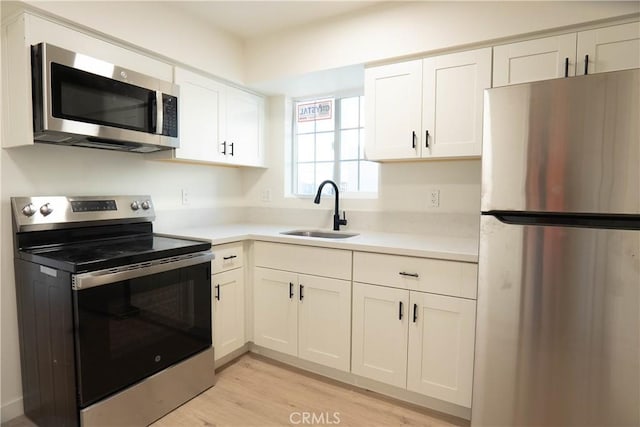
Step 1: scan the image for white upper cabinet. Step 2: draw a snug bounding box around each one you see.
[364,48,490,161]
[493,34,577,87]
[364,60,423,160]
[155,67,266,167]
[224,87,265,167]
[422,48,491,158]
[494,22,640,87]
[577,21,640,75]
[173,67,226,163]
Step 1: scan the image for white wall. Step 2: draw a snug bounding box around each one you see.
[245,1,640,85]
[21,0,245,83]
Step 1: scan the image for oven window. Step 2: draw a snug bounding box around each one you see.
[74,262,211,407]
[51,63,154,133]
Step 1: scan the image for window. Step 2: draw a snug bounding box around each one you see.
[292,95,378,196]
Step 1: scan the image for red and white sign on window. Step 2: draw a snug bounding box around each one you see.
[297,99,333,122]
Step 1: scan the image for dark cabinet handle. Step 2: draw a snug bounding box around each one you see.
[412,131,416,149]
[425,130,430,148]
[221,141,227,155]
[413,304,418,323]
[584,54,589,75]
[230,142,234,156]
[299,284,304,301]
[289,282,294,299]
[564,57,569,78]
[215,284,220,301]
[399,272,419,278]
[223,255,237,260]
[399,301,404,320]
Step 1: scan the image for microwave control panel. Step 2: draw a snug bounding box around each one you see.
[162,94,178,137]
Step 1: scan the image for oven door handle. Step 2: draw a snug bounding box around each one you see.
[72,251,213,290]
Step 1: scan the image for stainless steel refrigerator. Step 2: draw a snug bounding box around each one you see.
[473,69,639,426]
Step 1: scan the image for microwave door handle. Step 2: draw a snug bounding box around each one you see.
[155,91,163,135]
[149,93,157,133]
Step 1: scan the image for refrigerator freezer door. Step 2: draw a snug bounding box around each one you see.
[473,215,640,426]
[481,69,639,214]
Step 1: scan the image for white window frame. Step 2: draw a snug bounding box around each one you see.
[290,93,378,199]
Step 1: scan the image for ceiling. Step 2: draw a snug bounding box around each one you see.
[166,1,384,40]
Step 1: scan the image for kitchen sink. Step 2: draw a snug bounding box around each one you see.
[280,229,359,239]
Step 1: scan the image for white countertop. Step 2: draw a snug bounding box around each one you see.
[157,223,479,263]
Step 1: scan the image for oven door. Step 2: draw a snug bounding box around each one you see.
[72,252,212,407]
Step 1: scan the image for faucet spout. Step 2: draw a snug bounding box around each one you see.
[314,180,347,231]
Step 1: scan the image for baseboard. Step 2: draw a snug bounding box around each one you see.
[1,396,24,423]
[249,344,471,422]
[214,344,250,370]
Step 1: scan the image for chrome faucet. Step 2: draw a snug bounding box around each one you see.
[314,180,347,231]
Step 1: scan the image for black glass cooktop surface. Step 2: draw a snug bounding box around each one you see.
[19,234,211,273]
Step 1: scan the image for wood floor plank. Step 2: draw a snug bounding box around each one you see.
[151,354,469,427]
[3,353,469,427]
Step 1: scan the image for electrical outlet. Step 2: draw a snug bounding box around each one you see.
[429,189,440,208]
[181,188,190,205]
[261,188,272,203]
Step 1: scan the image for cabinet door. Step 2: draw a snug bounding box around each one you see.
[351,283,408,388]
[407,292,476,407]
[577,22,640,75]
[297,274,351,372]
[174,67,226,162]
[493,33,577,87]
[364,60,422,160]
[225,87,265,167]
[253,268,298,356]
[422,48,491,158]
[212,268,245,361]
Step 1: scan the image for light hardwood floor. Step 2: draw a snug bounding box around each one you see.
[3,353,469,427]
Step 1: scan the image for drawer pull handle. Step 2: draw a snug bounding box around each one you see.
[289,282,294,299]
[223,255,237,260]
[215,284,220,301]
[412,131,416,149]
[584,54,589,75]
[399,301,404,320]
[399,272,419,278]
[299,284,304,301]
[413,303,418,323]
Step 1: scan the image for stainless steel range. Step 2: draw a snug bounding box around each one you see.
[11,195,215,426]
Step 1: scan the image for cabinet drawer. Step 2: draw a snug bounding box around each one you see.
[212,242,244,274]
[353,252,477,299]
[254,242,351,280]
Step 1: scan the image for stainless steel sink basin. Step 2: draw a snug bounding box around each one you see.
[280,229,359,239]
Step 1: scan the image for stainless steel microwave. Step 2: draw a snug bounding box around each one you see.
[31,43,179,153]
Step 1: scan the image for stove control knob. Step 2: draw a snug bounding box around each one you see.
[131,201,140,211]
[22,203,37,217]
[141,200,151,210]
[39,203,53,216]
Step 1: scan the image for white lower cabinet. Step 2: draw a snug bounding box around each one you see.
[212,242,245,362]
[253,266,351,372]
[406,291,476,406]
[352,282,476,407]
[351,283,408,388]
[213,268,245,361]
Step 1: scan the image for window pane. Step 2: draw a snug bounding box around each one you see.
[296,119,315,134]
[341,129,359,160]
[297,134,314,162]
[359,96,365,127]
[315,132,334,162]
[359,129,365,158]
[340,161,358,192]
[297,163,315,195]
[316,162,334,195]
[340,97,359,129]
[359,161,379,192]
[315,117,334,132]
